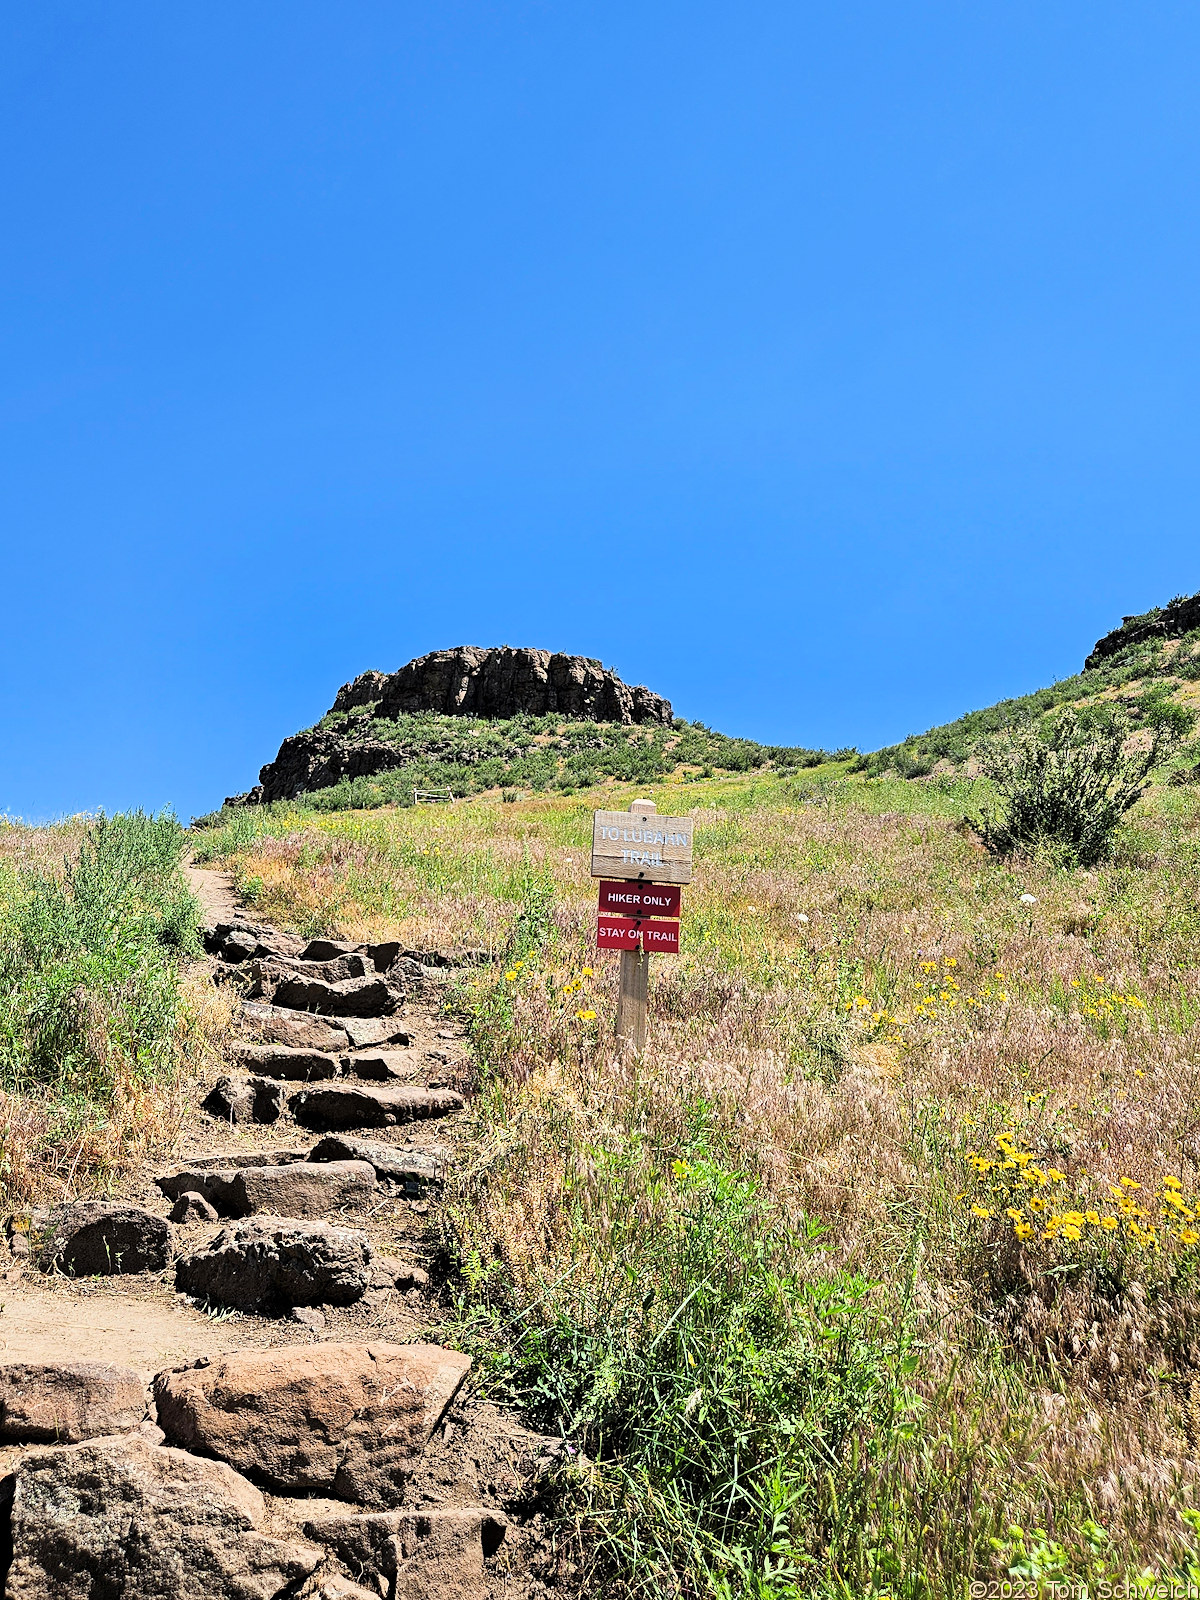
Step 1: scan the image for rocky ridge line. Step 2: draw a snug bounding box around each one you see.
[229,645,673,805]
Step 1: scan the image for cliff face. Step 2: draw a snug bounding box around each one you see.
[332,647,673,726]
[1085,592,1200,669]
[228,647,674,805]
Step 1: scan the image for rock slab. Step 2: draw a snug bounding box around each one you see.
[175,1217,373,1311]
[234,1042,342,1081]
[5,1432,321,1599]
[36,1203,173,1276]
[291,1083,465,1132]
[0,1361,146,1443]
[307,1135,445,1193]
[154,1342,472,1507]
[239,1000,351,1053]
[227,1159,378,1219]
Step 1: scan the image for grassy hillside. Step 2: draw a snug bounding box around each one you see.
[858,604,1200,778]
[204,708,851,819]
[193,769,1200,1595]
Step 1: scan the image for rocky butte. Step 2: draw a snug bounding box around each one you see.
[229,646,673,805]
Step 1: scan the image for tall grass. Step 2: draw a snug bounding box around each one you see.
[194,777,1200,1593]
[0,811,213,1201]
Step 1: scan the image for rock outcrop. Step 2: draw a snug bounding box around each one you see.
[336,646,672,725]
[1085,589,1200,669]
[229,646,673,803]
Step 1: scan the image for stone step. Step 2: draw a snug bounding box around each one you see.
[233,1042,342,1081]
[251,965,405,1019]
[341,1049,423,1082]
[290,1083,466,1133]
[158,1158,376,1219]
[238,1001,351,1053]
[307,1135,446,1192]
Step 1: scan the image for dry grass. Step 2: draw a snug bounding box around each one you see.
[203,776,1200,1586]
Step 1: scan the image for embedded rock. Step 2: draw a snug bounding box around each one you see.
[202,1075,283,1125]
[303,1506,504,1600]
[170,1191,220,1224]
[239,1001,351,1053]
[175,1217,372,1311]
[154,1342,472,1507]
[36,1203,173,1277]
[159,1167,240,1213]
[252,964,404,1018]
[343,1049,421,1082]
[226,1159,378,1219]
[340,1017,411,1050]
[307,1135,445,1193]
[204,921,306,963]
[5,1432,321,1599]
[291,1083,465,1132]
[0,1361,146,1443]
[234,1042,342,1081]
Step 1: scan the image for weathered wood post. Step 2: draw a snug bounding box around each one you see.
[591,796,691,1058]
[615,799,656,1055]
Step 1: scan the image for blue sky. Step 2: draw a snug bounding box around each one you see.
[3,3,1199,820]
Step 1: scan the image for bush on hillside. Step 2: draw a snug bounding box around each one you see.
[969,709,1183,866]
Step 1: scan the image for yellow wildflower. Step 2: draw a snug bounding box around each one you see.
[970,1206,992,1219]
[1099,1216,1118,1231]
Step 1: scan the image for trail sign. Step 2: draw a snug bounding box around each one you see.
[598,880,681,918]
[597,915,680,953]
[591,810,694,884]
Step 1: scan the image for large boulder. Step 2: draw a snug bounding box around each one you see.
[175,1217,372,1311]
[234,1043,342,1081]
[291,1083,464,1132]
[304,1506,504,1600]
[36,1203,173,1276]
[5,1432,321,1599]
[0,1361,147,1443]
[154,1342,472,1507]
[307,1136,445,1195]
[239,1001,351,1053]
[226,1159,377,1219]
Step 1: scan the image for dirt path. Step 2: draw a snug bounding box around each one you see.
[184,858,243,923]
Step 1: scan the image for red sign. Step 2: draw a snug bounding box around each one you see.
[598,881,682,918]
[597,915,680,953]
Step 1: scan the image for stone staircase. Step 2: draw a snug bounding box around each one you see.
[0,909,567,1600]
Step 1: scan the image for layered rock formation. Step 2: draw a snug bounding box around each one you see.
[1085,590,1200,669]
[229,646,673,804]
[333,646,672,725]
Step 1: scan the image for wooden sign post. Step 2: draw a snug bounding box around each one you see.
[592,799,693,1056]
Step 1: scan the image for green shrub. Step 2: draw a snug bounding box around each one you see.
[969,710,1179,867]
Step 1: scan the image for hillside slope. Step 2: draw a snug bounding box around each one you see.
[858,589,1200,777]
[219,646,845,815]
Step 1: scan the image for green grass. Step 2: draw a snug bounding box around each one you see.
[0,810,202,1196]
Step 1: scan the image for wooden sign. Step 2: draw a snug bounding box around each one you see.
[591,810,694,885]
[598,880,681,918]
[597,915,680,953]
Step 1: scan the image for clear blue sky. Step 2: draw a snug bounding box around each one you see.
[3,4,1199,821]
